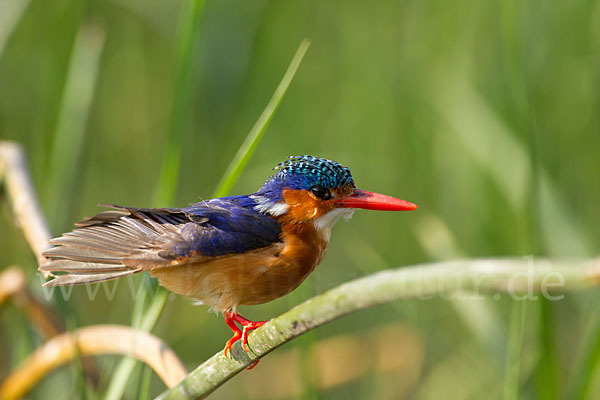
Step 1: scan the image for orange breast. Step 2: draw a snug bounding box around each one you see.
[149,221,328,312]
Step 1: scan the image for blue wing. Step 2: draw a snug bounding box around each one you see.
[179,196,282,257]
[40,196,282,285]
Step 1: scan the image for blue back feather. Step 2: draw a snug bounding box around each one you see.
[178,197,281,258]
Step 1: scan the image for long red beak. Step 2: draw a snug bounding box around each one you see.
[333,188,418,211]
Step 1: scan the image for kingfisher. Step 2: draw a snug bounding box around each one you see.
[39,155,417,359]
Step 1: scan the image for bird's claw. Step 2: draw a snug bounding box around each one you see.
[223,311,267,367]
[240,320,267,352]
[223,328,242,357]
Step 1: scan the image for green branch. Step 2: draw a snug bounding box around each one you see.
[156,257,600,399]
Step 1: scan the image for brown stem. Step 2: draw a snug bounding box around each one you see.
[0,141,52,270]
[0,266,63,338]
[0,325,188,400]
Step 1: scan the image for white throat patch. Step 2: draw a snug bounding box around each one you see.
[313,208,354,239]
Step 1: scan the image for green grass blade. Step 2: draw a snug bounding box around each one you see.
[105,1,205,399]
[138,365,153,400]
[213,37,312,396]
[567,312,600,400]
[0,0,31,57]
[503,300,527,400]
[153,0,206,207]
[106,34,309,400]
[105,358,137,400]
[537,298,559,399]
[104,281,167,400]
[415,214,506,367]
[45,24,105,232]
[212,39,311,198]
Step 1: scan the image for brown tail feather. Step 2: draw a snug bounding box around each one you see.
[39,204,190,286]
[39,259,133,273]
[42,269,141,286]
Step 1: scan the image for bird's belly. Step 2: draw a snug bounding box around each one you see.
[149,241,327,312]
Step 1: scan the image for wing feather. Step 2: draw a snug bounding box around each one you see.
[43,270,141,286]
[40,198,282,286]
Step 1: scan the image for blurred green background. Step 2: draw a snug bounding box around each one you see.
[1,0,599,399]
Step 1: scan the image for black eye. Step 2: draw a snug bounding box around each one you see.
[310,186,332,200]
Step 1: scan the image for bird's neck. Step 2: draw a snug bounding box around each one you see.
[311,208,354,240]
[275,207,354,245]
[250,190,354,241]
[275,219,330,278]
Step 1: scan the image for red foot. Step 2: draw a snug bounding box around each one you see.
[231,313,267,352]
[223,311,267,368]
[246,359,260,370]
[223,313,242,357]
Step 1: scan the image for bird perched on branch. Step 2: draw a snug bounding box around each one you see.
[40,155,417,359]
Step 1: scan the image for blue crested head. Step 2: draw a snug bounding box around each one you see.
[245,154,415,221]
[255,155,355,203]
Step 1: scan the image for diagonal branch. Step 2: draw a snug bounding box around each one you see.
[3,140,600,400]
[156,257,600,400]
